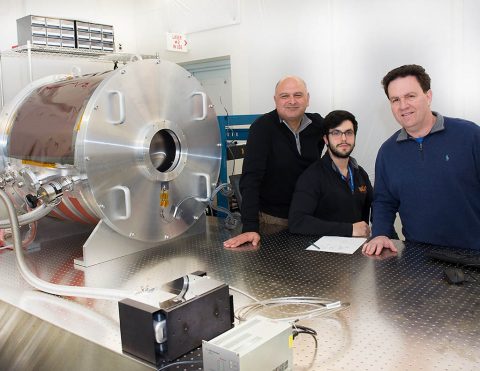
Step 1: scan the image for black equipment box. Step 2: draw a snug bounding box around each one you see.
[118,271,234,365]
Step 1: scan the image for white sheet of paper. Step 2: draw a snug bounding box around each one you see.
[306,236,367,254]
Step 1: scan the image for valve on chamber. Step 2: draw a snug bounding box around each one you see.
[25,177,75,207]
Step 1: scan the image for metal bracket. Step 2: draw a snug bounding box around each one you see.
[74,214,207,267]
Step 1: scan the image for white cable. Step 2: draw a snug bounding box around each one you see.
[230,286,349,322]
[229,285,260,302]
[0,189,132,301]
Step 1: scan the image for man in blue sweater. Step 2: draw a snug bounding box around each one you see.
[363,64,480,256]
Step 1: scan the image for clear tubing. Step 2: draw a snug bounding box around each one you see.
[0,189,132,301]
[231,291,350,322]
[208,183,235,218]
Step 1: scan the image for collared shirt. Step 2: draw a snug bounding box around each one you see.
[281,114,312,154]
[396,111,445,142]
[330,157,359,193]
[330,156,359,171]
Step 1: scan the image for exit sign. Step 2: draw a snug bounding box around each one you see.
[166,32,188,52]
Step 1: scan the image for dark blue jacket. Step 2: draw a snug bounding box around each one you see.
[289,153,372,236]
[372,113,480,250]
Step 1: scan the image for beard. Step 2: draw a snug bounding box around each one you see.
[327,141,354,159]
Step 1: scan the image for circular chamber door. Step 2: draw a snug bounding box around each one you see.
[75,59,221,242]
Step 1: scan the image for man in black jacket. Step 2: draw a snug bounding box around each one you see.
[224,76,324,248]
[289,110,372,237]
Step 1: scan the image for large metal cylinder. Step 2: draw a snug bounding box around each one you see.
[0,59,221,243]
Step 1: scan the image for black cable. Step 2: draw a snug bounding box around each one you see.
[294,324,317,336]
[226,141,236,175]
[292,324,318,348]
[219,95,229,116]
[223,111,242,177]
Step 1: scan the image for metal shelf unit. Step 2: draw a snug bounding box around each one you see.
[0,43,156,110]
[8,44,110,58]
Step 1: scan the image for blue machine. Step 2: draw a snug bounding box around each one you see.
[217,114,260,212]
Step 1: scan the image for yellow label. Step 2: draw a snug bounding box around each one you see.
[160,192,169,207]
[288,334,293,348]
[22,159,57,168]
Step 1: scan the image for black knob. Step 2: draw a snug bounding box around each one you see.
[25,194,39,209]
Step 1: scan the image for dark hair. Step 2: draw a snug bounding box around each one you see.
[381,64,431,98]
[323,110,358,134]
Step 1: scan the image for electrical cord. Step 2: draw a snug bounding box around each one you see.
[219,95,229,116]
[292,323,317,337]
[222,110,237,177]
[226,140,237,175]
[292,322,318,348]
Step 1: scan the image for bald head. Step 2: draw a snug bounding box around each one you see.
[274,75,310,130]
[275,76,308,95]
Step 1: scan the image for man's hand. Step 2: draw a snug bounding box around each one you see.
[352,221,371,237]
[362,235,397,256]
[223,232,261,248]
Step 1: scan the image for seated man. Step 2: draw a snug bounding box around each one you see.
[289,110,372,237]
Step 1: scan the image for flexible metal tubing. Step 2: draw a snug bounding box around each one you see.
[0,189,131,300]
[0,202,55,228]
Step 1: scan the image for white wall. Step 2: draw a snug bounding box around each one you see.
[132,0,480,179]
[0,0,479,178]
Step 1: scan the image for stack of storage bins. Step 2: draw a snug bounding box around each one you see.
[16,15,114,52]
[76,21,114,51]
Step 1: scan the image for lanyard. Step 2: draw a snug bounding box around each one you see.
[340,165,355,194]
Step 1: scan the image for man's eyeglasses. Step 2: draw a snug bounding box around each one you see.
[328,129,355,138]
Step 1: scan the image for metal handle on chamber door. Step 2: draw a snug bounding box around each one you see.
[194,173,211,202]
[191,91,208,121]
[111,185,131,220]
[107,90,126,125]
